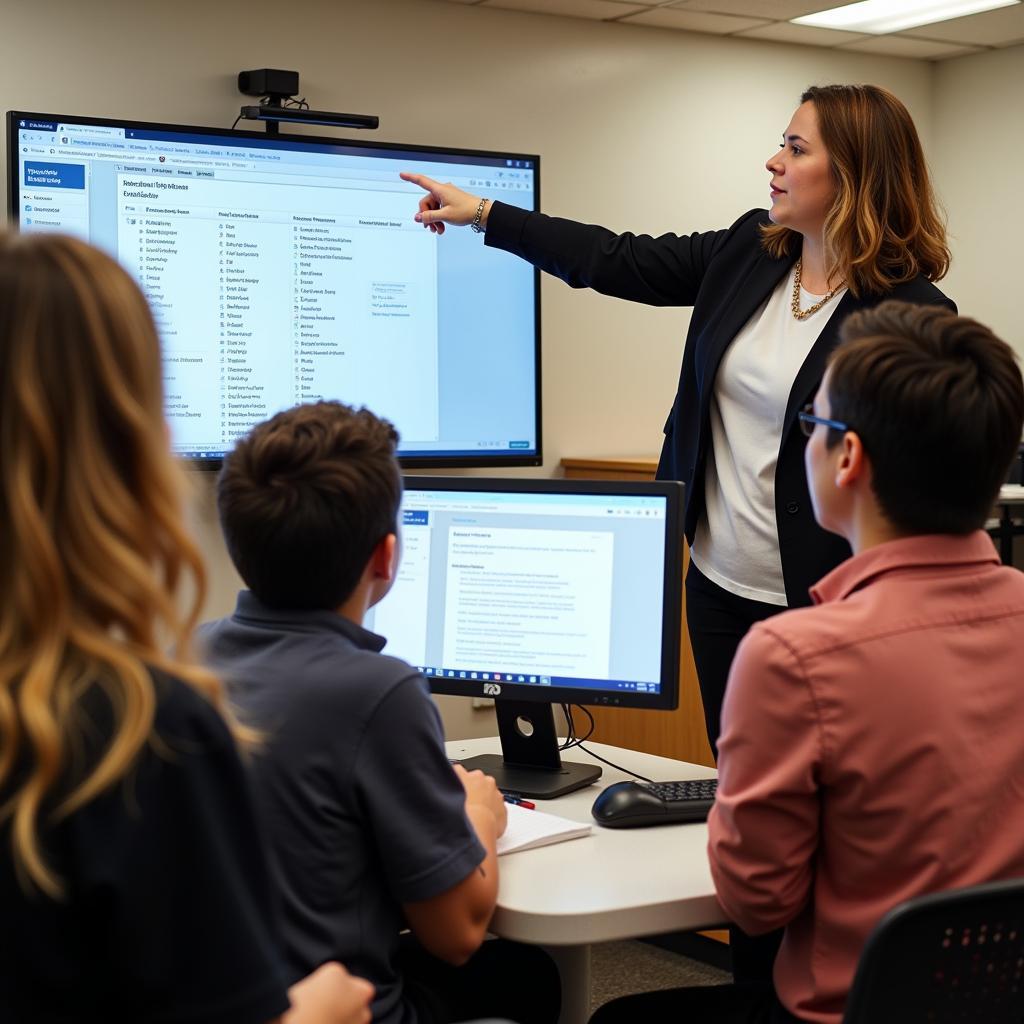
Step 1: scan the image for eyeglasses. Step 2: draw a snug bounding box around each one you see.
[798,403,849,438]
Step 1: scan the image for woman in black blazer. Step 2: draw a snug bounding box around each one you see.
[402,84,953,764]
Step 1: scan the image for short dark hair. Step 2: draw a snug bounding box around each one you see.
[826,301,1024,535]
[217,402,401,609]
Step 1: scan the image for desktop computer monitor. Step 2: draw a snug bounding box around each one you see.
[364,476,684,797]
[7,111,540,468]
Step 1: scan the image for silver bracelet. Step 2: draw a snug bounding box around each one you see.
[470,198,487,233]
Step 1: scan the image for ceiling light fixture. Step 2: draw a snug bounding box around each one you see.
[792,0,1020,34]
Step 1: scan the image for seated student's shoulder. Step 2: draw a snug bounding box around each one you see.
[148,666,239,751]
[737,551,1024,680]
[74,667,236,766]
[733,598,868,679]
[343,650,438,719]
[69,668,264,878]
[971,561,1024,631]
[289,643,437,726]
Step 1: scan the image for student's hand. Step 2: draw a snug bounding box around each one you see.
[400,172,487,235]
[453,763,508,837]
[284,962,374,1024]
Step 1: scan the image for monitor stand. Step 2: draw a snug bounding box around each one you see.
[458,700,602,799]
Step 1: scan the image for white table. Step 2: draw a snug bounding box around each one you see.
[446,738,727,1024]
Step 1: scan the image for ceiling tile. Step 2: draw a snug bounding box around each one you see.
[839,35,986,58]
[668,0,850,17]
[891,2,1024,45]
[432,0,1021,50]
[736,21,870,46]
[481,0,649,16]
[621,8,771,32]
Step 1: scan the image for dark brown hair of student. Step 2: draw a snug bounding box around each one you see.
[761,84,951,297]
[0,232,229,897]
[217,401,402,610]
[826,300,1024,535]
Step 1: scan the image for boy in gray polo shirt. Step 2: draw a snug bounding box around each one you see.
[199,402,559,1024]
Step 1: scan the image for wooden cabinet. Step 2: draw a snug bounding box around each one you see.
[561,457,715,769]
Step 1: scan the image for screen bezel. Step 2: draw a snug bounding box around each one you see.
[6,109,542,470]
[401,475,683,712]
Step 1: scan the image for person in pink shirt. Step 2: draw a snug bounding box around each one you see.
[591,299,1024,1024]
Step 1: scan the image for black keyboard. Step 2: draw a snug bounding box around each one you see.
[591,777,718,828]
[644,779,718,803]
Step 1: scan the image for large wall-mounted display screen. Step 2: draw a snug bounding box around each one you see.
[7,112,541,467]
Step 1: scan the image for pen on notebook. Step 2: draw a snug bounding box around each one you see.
[504,795,535,810]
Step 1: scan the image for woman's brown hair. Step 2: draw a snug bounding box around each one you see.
[0,232,230,896]
[761,84,951,297]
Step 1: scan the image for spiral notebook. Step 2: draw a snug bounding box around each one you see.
[497,803,593,855]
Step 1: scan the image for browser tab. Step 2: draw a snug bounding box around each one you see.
[59,123,123,139]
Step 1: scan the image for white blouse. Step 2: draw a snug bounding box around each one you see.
[690,266,846,606]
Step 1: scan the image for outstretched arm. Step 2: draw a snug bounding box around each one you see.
[401,171,739,307]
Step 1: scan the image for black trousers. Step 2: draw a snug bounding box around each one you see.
[685,561,787,987]
[399,935,561,1024]
[685,561,784,756]
[589,983,803,1024]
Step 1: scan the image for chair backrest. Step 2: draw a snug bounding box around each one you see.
[843,878,1024,1023]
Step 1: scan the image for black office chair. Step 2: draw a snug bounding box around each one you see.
[843,878,1024,1023]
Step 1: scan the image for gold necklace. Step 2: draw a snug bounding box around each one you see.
[791,258,842,320]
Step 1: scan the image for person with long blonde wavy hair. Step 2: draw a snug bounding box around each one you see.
[0,231,372,1024]
[401,82,955,992]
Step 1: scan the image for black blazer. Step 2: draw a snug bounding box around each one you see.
[486,203,956,606]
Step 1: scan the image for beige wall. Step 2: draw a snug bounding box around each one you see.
[2,0,1018,737]
[932,43,1024,354]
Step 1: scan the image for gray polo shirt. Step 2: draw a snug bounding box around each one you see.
[198,592,485,1024]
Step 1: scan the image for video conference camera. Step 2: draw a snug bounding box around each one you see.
[237,68,379,133]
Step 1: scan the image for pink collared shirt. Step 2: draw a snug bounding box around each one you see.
[708,531,1024,1024]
